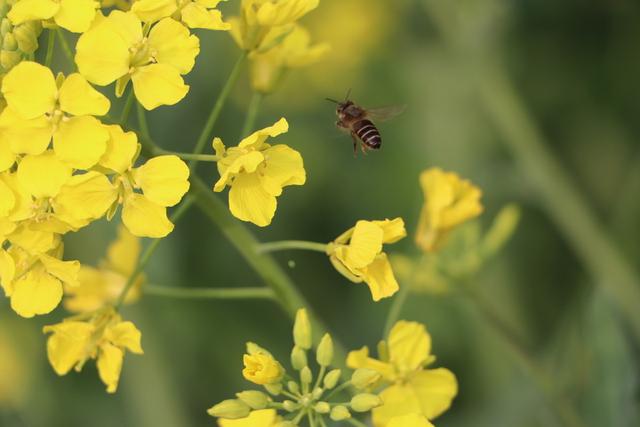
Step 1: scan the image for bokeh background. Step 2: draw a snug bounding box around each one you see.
[2,0,640,426]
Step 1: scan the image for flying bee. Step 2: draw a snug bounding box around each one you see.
[327,91,405,155]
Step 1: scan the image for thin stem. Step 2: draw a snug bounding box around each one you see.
[324,381,351,400]
[160,152,220,162]
[241,92,264,138]
[257,240,328,254]
[136,101,151,141]
[144,284,276,300]
[120,88,135,126]
[383,280,411,338]
[44,29,55,67]
[55,29,74,63]
[346,418,369,427]
[307,411,317,427]
[115,197,195,308]
[189,51,247,171]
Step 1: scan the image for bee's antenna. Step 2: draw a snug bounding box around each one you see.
[325,98,339,104]
[344,88,352,101]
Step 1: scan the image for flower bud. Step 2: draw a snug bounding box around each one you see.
[283,400,299,412]
[330,405,351,421]
[207,399,250,419]
[312,387,323,399]
[316,333,333,367]
[264,382,282,395]
[242,352,284,385]
[314,401,330,414]
[323,369,341,389]
[350,393,382,412]
[300,366,312,386]
[235,390,269,410]
[293,309,312,349]
[291,345,307,370]
[351,368,381,389]
[287,380,300,394]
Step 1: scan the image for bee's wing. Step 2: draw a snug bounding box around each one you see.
[365,105,406,122]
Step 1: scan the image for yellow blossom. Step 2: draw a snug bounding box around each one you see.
[64,225,142,312]
[327,218,406,301]
[0,61,110,168]
[131,0,230,30]
[75,10,200,110]
[242,346,284,385]
[8,0,98,33]
[44,308,143,393]
[249,25,329,94]
[218,409,279,427]
[347,321,457,425]
[213,118,305,227]
[415,168,483,252]
[388,414,435,427]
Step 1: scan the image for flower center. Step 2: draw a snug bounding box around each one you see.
[129,38,157,69]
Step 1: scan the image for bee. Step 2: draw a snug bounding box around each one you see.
[327,91,405,155]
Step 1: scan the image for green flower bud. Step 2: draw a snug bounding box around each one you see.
[316,333,334,367]
[264,382,283,396]
[323,369,341,389]
[314,401,330,414]
[350,393,382,412]
[236,390,270,410]
[351,368,381,389]
[287,380,300,394]
[312,387,323,399]
[291,345,307,370]
[283,400,299,412]
[207,399,251,419]
[330,405,351,421]
[293,309,312,350]
[300,366,312,386]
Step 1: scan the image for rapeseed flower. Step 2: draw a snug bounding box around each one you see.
[212,118,305,227]
[132,0,230,30]
[0,61,110,168]
[242,344,284,385]
[44,307,143,393]
[415,168,483,252]
[327,218,406,301]
[347,321,457,425]
[0,4,41,76]
[75,10,199,110]
[8,0,98,33]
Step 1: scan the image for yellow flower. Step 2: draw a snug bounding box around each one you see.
[229,0,319,52]
[242,346,285,385]
[8,0,98,33]
[347,321,457,425]
[44,308,143,393]
[415,168,483,252]
[249,25,329,94]
[75,10,200,110]
[388,414,434,427]
[213,118,305,227]
[0,61,110,168]
[64,225,142,312]
[218,409,279,427]
[327,218,406,301]
[132,0,230,30]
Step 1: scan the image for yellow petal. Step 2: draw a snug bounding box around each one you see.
[7,0,59,25]
[239,117,288,150]
[0,177,16,217]
[131,0,177,23]
[262,144,306,187]
[53,116,109,169]
[54,171,117,220]
[55,0,98,33]
[1,173,31,222]
[122,193,174,237]
[361,254,399,302]
[133,155,190,207]
[107,225,141,276]
[372,385,422,427]
[97,343,124,393]
[44,321,94,375]
[58,73,110,116]
[0,137,16,172]
[346,346,395,381]
[218,409,278,427]
[8,226,58,254]
[372,218,407,244]
[105,321,143,354]
[39,254,80,287]
[148,17,200,74]
[387,321,431,372]
[409,368,458,419]
[17,151,72,198]
[131,63,189,110]
[11,270,63,318]
[214,150,264,192]
[2,61,57,119]
[181,3,230,30]
[255,0,319,27]
[99,125,138,173]
[228,172,277,227]
[387,414,434,427]
[0,249,16,296]
[344,221,383,269]
[0,108,52,155]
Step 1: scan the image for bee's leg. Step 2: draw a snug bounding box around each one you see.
[351,134,358,157]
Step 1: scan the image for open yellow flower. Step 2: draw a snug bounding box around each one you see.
[218,409,279,427]
[213,118,305,227]
[64,225,142,312]
[8,0,99,33]
[415,168,483,252]
[249,25,329,94]
[242,343,284,385]
[327,218,406,301]
[132,0,230,30]
[44,308,143,393]
[0,61,110,168]
[347,321,457,425]
[75,10,200,110]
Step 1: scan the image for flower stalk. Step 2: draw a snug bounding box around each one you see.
[144,285,276,300]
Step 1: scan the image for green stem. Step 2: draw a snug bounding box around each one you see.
[44,29,55,67]
[383,280,411,338]
[241,92,264,138]
[144,284,275,300]
[136,101,151,141]
[120,88,135,126]
[55,29,74,63]
[324,381,351,400]
[189,51,247,171]
[115,197,195,308]
[257,240,328,254]
[307,411,317,427]
[160,152,220,162]
[346,418,369,427]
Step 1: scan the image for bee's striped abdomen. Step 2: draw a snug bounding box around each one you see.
[354,119,381,149]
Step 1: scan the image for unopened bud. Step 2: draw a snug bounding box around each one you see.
[293,309,312,349]
[330,405,351,421]
[350,393,382,412]
[314,402,330,414]
[283,400,299,412]
[291,345,307,370]
[351,368,381,389]
[236,390,269,410]
[300,366,312,386]
[207,399,250,419]
[287,381,300,394]
[323,369,341,389]
[316,333,334,367]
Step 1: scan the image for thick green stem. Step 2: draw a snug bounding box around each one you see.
[189,52,247,171]
[44,29,55,67]
[136,101,151,141]
[144,284,276,300]
[257,240,328,254]
[241,92,264,138]
[55,29,73,63]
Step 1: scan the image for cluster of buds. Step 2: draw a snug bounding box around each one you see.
[208,309,383,426]
[0,0,40,78]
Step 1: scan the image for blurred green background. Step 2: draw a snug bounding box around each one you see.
[2,0,640,426]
